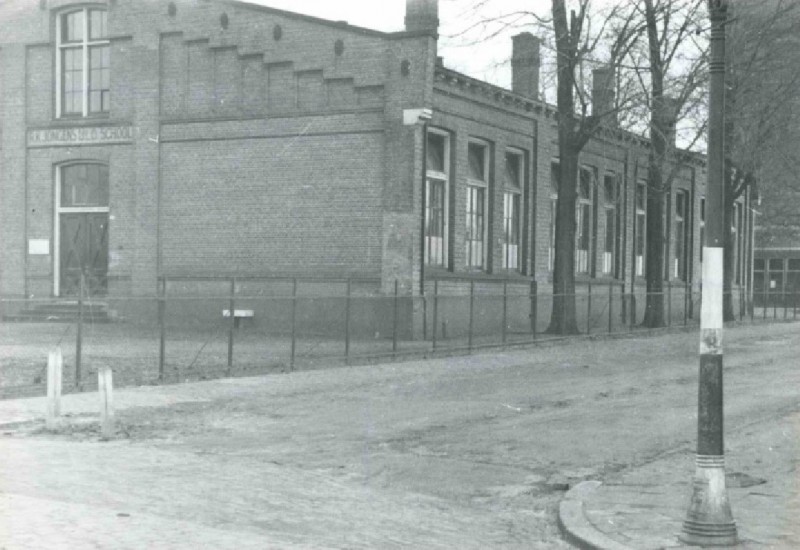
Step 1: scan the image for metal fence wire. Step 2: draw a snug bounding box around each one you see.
[0,276,791,399]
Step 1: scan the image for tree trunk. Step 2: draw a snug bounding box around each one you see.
[548,145,580,334]
[642,172,667,327]
[547,0,581,335]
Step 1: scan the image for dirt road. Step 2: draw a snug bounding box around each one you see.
[1,322,798,548]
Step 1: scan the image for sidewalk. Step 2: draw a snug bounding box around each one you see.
[559,411,800,549]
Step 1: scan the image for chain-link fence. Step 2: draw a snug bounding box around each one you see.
[0,276,791,399]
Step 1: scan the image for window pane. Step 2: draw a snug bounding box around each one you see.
[754,259,765,271]
[426,132,445,172]
[788,259,800,271]
[550,162,560,195]
[89,45,110,113]
[62,48,84,115]
[468,143,486,181]
[62,11,83,43]
[769,259,784,271]
[603,175,616,205]
[89,10,108,40]
[579,168,593,199]
[505,152,521,188]
[605,208,615,253]
[61,164,109,207]
[636,184,646,210]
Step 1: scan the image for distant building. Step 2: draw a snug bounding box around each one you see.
[0,0,753,332]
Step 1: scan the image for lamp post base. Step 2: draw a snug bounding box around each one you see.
[680,455,737,546]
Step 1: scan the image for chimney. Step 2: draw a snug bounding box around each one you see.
[592,67,616,124]
[661,96,680,149]
[511,33,541,99]
[405,0,439,34]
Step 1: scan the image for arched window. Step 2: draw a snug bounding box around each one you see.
[56,7,109,117]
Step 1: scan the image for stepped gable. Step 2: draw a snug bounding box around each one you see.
[111,0,394,119]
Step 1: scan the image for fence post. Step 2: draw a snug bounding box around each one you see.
[432,280,438,350]
[502,280,508,344]
[763,286,768,320]
[75,272,84,389]
[227,277,235,372]
[667,281,672,327]
[587,283,592,335]
[46,348,63,430]
[392,280,399,354]
[608,283,613,334]
[98,366,114,439]
[158,277,166,382]
[344,279,351,362]
[530,280,538,340]
[290,278,297,371]
[468,280,475,352]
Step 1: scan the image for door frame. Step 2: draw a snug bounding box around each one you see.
[53,162,110,297]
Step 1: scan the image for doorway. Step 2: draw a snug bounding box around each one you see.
[55,163,110,297]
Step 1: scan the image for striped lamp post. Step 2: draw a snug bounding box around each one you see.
[680,0,737,545]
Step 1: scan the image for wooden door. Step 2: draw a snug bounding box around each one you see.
[60,213,109,296]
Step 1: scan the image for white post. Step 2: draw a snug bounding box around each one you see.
[98,367,114,438]
[46,348,63,430]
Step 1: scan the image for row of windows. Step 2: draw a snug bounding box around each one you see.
[424,129,525,272]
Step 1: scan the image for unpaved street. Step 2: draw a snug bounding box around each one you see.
[1,322,799,548]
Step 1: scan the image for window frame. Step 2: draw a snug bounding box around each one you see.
[548,160,560,273]
[424,128,450,268]
[465,139,490,270]
[576,166,595,275]
[56,7,110,119]
[602,172,621,278]
[502,148,525,271]
[635,182,647,277]
[674,189,690,281]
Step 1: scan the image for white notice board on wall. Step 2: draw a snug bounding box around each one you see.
[28,239,50,255]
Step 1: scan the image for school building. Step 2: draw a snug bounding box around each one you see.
[0,0,754,333]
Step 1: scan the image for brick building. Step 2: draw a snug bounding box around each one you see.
[0,0,753,332]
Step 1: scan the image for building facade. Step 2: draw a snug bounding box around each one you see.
[0,0,753,331]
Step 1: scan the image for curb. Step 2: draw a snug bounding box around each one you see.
[558,481,634,550]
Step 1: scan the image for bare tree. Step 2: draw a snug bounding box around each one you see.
[547,0,643,334]
[623,0,707,328]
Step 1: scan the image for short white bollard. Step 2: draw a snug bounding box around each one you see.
[98,367,114,438]
[46,348,63,430]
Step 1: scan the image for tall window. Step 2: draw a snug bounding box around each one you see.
[674,190,689,281]
[57,8,110,117]
[602,174,620,277]
[425,129,449,267]
[635,182,647,277]
[502,150,524,271]
[549,161,559,272]
[466,140,490,269]
[576,167,594,274]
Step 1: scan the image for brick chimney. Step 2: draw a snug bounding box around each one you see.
[661,96,680,148]
[511,33,541,99]
[405,0,439,34]
[592,67,616,124]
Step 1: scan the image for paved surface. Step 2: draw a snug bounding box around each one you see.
[0,321,798,548]
[560,411,800,549]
